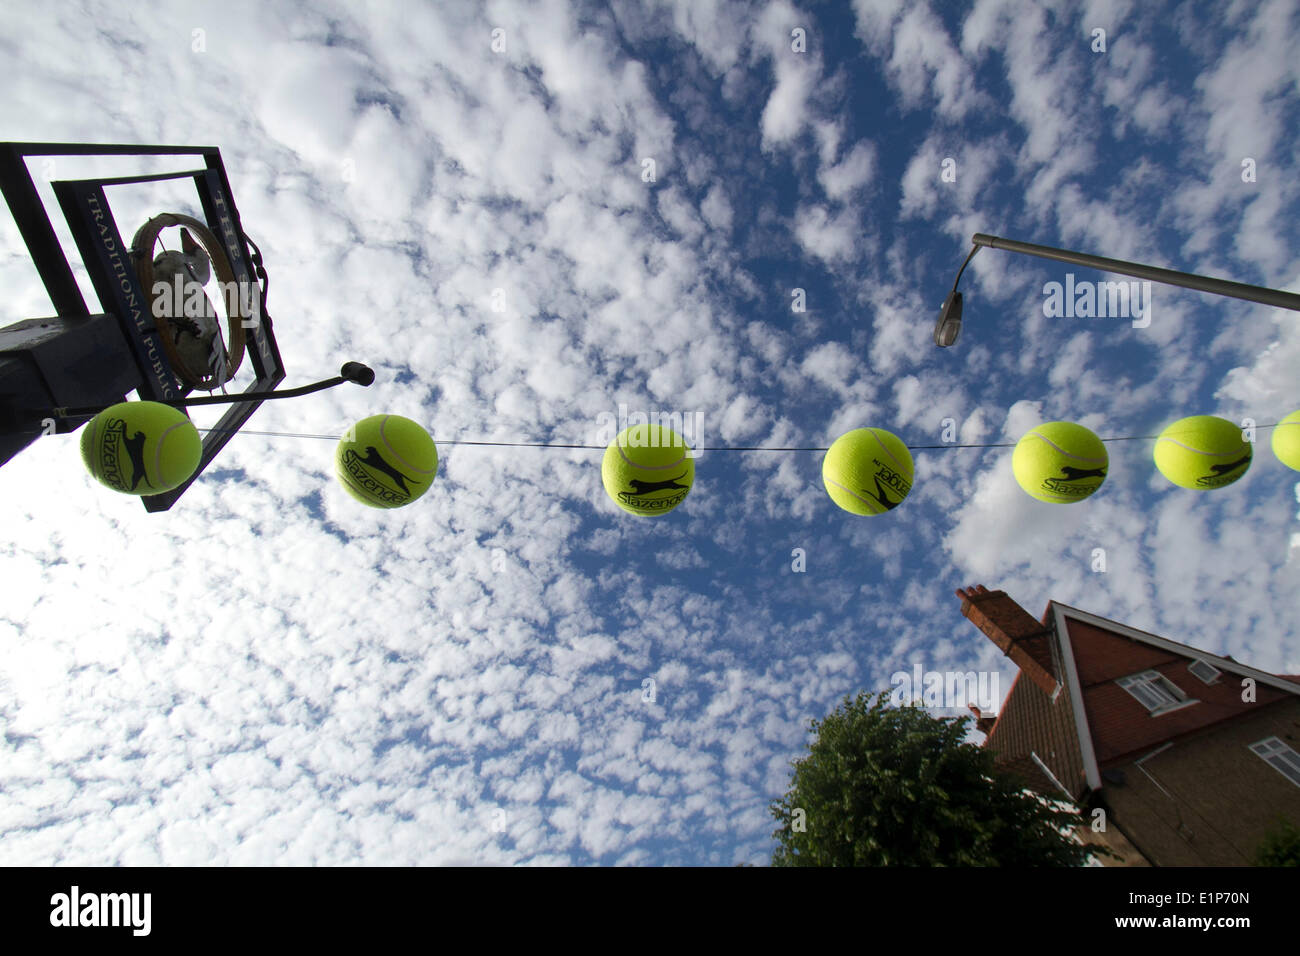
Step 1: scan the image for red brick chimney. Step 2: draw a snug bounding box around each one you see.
[967,705,997,735]
[955,585,1059,696]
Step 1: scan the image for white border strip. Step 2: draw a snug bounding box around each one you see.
[1052,603,1103,792]
[1030,750,1075,802]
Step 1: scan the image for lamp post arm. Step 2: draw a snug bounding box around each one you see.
[949,244,981,293]
[971,233,1300,313]
[43,362,375,420]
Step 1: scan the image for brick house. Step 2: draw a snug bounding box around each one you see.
[956,585,1300,866]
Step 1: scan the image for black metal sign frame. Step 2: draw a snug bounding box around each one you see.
[0,142,286,511]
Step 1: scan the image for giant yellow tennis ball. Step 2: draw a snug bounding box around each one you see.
[336,414,438,508]
[1012,421,1108,503]
[601,423,694,516]
[1153,415,1251,490]
[80,400,202,495]
[822,428,914,515]
[1272,410,1300,472]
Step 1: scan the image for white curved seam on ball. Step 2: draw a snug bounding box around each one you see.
[155,421,187,483]
[1029,431,1105,463]
[826,477,876,508]
[88,416,103,480]
[617,444,688,470]
[868,428,909,471]
[380,416,436,474]
[340,471,376,500]
[1155,437,1245,458]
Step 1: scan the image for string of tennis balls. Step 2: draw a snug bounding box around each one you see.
[81,403,1300,513]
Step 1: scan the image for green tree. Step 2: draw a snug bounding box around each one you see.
[770,690,1098,866]
[1254,818,1300,866]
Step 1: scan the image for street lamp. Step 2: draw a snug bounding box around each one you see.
[934,233,1300,347]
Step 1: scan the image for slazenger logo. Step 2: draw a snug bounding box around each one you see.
[98,417,128,489]
[618,473,690,510]
[99,417,154,492]
[50,885,151,936]
[340,447,419,504]
[1196,456,1249,488]
[1042,466,1106,496]
[870,459,911,510]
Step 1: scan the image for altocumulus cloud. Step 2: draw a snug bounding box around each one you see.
[0,0,1297,866]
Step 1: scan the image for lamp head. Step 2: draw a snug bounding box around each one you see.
[933,291,963,347]
[340,362,375,386]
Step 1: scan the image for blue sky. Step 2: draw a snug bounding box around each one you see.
[0,0,1298,866]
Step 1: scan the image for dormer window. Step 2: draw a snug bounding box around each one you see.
[1116,670,1196,715]
[1250,738,1300,788]
[1187,659,1221,684]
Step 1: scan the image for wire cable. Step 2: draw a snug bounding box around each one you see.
[199,425,1280,452]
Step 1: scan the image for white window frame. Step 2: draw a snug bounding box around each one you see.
[1187,659,1221,684]
[1250,737,1300,788]
[1116,670,1197,715]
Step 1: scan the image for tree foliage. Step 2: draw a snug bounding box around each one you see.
[1254,818,1300,866]
[770,690,1098,866]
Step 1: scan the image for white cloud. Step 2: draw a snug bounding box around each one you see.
[818,140,876,200]
[752,0,826,149]
[793,203,861,264]
[700,185,734,232]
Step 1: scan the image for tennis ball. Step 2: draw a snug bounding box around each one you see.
[80,400,202,495]
[1153,415,1251,490]
[1272,410,1300,472]
[336,414,438,508]
[822,428,914,515]
[601,423,694,516]
[1012,421,1108,503]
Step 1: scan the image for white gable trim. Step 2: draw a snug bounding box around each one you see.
[1030,750,1075,803]
[1051,604,1102,792]
[1050,603,1300,697]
